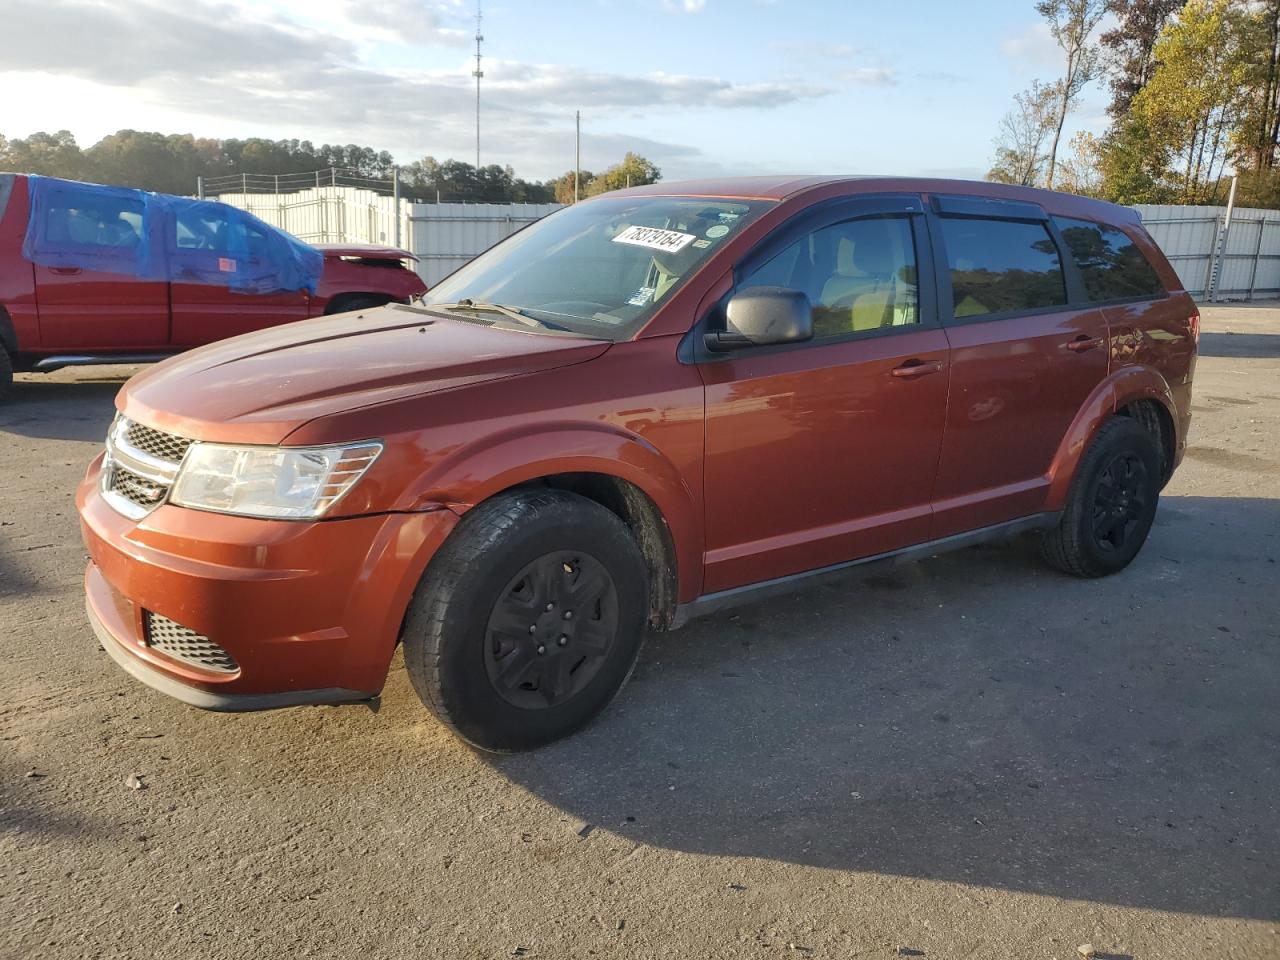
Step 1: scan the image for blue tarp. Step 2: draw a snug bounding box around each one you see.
[22,175,323,295]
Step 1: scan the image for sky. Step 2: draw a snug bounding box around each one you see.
[0,0,1114,184]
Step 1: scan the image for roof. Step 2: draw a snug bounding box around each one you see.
[607,175,1140,223]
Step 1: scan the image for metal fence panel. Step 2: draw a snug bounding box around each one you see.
[1134,203,1280,300]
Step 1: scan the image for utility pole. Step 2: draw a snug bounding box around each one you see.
[472,2,484,172]
[574,110,581,203]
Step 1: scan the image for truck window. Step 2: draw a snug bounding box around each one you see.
[1053,216,1166,302]
[45,188,144,249]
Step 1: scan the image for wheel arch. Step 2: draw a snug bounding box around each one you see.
[404,425,701,626]
[1046,365,1179,508]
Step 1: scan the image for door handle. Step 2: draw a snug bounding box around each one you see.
[49,266,82,276]
[891,359,944,379]
[1065,335,1104,353]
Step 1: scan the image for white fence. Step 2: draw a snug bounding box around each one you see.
[1134,203,1280,300]
[214,184,1279,300]
[210,185,562,286]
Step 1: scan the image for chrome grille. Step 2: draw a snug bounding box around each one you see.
[101,417,189,520]
[125,421,192,463]
[109,465,168,510]
[144,612,239,674]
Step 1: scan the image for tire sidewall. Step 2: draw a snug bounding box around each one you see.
[410,495,648,751]
[1073,421,1162,575]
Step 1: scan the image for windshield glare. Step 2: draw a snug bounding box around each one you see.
[423,196,771,339]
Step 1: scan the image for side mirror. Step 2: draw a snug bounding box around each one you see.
[704,286,813,352]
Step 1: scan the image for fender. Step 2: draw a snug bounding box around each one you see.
[1045,364,1177,509]
[400,421,704,602]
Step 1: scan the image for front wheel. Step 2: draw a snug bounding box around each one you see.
[1040,416,1162,578]
[0,348,13,404]
[402,490,649,752]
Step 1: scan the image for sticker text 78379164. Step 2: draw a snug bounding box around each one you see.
[611,225,696,253]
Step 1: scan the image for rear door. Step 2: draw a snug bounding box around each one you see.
[31,185,169,350]
[697,195,951,593]
[926,196,1109,538]
[169,207,310,347]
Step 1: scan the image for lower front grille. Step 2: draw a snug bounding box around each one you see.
[144,612,239,674]
[109,465,169,511]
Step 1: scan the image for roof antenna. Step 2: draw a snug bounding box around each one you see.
[472,1,484,172]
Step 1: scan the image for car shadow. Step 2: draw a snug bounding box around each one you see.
[1197,331,1280,358]
[491,495,1280,921]
[0,375,128,443]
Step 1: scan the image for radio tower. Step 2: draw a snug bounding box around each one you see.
[472,2,484,171]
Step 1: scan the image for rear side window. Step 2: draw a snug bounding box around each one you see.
[45,187,144,249]
[939,217,1067,318]
[1053,216,1166,302]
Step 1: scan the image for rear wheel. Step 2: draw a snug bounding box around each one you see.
[402,490,648,752]
[1040,416,1161,578]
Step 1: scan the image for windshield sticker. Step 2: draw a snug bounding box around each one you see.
[692,239,711,249]
[705,224,730,239]
[612,225,696,253]
[627,286,656,306]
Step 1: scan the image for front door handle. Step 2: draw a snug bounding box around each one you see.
[49,266,82,276]
[1065,335,1104,353]
[891,359,944,379]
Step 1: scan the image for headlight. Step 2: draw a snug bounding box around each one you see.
[169,441,382,519]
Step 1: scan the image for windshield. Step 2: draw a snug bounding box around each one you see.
[423,195,772,339]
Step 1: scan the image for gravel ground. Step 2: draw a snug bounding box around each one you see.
[2,304,1278,960]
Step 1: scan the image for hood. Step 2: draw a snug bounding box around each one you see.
[314,242,417,262]
[119,306,609,444]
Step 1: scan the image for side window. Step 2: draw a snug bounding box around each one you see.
[741,216,919,339]
[1053,216,1166,302]
[175,207,232,251]
[939,217,1066,319]
[46,189,143,249]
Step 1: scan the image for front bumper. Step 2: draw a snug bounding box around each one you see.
[77,453,457,708]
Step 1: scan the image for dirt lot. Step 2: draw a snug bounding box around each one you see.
[2,304,1278,960]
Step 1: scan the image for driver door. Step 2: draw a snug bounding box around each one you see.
[698,197,951,593]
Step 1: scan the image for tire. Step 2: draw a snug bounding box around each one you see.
[1040,416,1162,578]
[0,348,13,404]
[402,490,649,752]
[323,293,390,315]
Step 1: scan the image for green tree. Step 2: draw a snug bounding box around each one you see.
[585,152,662,196]
[1100,0,1187,117]
[1130,0,1249,202]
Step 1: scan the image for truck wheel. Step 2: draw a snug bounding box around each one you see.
[1040,416,1162,578]
[0,348,13,404]
[402,490,649,752]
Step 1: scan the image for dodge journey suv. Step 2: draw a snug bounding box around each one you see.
[77,176,1197,751]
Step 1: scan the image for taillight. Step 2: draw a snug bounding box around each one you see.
[1189,312,1200,344]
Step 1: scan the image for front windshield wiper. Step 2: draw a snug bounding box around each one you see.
[429,299,541,328]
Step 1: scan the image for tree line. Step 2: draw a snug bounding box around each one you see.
[0,129,661,204]
[989,0,1280,208]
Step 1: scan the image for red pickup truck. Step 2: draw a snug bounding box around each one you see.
[0,173,426,399]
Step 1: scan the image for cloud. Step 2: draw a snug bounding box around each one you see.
[663,0,707,11]
[840,67,897,87]
[1000,22,1062,70]
[770,40,856,59]
[343,0,470,46]
[0,0,829,180]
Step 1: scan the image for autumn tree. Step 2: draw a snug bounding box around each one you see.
[987,80,1058,185]
[1037,0,1108,187]
[1130,0,1249,202]
[1100,0,1187,117]
[585,152,662,196]
[1235,0,1280,169]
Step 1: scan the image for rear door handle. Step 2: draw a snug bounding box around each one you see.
[1065,335,1104,353]
[891,359,945,379]
[49,266,82,276]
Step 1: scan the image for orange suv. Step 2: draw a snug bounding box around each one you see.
[77,177,1197,751]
